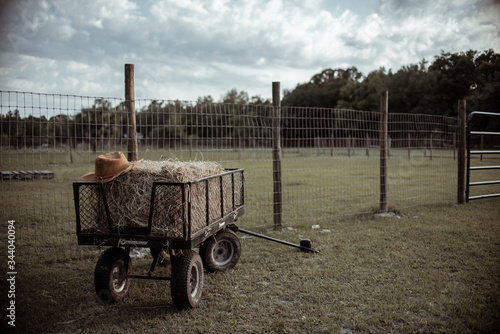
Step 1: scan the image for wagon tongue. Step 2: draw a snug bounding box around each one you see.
[227,224,320,253]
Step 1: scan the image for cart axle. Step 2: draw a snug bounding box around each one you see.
[126,274,171,281]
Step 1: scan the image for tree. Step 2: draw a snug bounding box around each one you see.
[249,95,271,105]
[220,89,249,104]
[2,110,24,148]
[424,50,477,116]
[468,49,500,112]
[338,67,389,111]
[282,67,363,108]
[73,99,122,152]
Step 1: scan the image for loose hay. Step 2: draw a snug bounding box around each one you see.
[100,159,230,238]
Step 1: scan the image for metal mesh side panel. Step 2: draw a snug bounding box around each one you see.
[150,184,185,238]
[78,185,110,234]
[189,171,243,233]
[222,173,233,215]
[189,181,207,234]
[233,171,244,207]
[208,177,222,222]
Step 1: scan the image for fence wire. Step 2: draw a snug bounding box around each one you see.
[1,91,459,259]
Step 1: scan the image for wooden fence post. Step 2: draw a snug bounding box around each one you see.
[453,133,456,160]
[272,82,283,231]
[424,137,427,157]
[457,100,466,204]
[348,135,352,157]
[379,91,389,213]
[430,133,433,161]
[388,137,392,158]
[125,64,138,162]
[366,132,370,157]
[408,133,411,160]
[330,135,334,157]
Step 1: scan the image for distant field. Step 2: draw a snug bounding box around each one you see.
[0,146,467,229]
[2,146,497,233]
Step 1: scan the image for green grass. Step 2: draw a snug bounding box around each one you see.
[2,200,499,333]
[1,147,499,332]
[0,147,470,226]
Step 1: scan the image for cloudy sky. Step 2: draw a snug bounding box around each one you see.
[0,0,499,103]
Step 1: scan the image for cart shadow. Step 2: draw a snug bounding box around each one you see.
[59,291,184,330]
[56,268,185,330]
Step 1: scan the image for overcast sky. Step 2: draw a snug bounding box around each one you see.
[0,0,499,103]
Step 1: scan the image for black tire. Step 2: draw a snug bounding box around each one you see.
[171,250,203,309]
[94,247,132,304]
[199,229,241,272]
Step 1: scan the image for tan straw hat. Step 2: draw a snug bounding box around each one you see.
[81,152,141,182]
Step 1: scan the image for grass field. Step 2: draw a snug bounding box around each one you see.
[0,146,466,225]
[1,147,499,333]
[1,199,499,333]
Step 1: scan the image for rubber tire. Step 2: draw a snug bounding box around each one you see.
[171,250,204,309]
[199,229,241,272]
[94,247,132,304]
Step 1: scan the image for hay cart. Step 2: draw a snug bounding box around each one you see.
[73,168,317,310]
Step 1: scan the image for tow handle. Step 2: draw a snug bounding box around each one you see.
[227,224,320,253]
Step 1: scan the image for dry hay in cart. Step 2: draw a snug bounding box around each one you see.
[98,160,234,238]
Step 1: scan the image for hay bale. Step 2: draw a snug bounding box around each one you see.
[101,159,229,237]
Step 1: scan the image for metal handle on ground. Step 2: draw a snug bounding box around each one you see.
[228,224,320,253]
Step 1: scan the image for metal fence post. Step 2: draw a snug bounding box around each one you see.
[457,100,466,204]
[272,82,283,231]
[379,91,389,213]
[125,64,138,162]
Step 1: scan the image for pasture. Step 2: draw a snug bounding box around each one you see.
[0,146,464,226]
[1,148,499,333]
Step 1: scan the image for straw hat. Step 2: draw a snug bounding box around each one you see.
[81,152,141,182]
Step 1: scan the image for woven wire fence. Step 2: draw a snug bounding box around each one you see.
[0,91,458,258]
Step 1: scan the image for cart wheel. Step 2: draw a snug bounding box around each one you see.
[171,250,204,309]
[199,229,241,272]
[94,247,132,304]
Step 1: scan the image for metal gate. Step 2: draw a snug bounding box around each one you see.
[466,111,500,201]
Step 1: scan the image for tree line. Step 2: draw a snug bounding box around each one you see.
[0,95,273,150]
[282,49,499,116]
[1,49,498,150]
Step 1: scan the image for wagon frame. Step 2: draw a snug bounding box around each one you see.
[73,168,245,309]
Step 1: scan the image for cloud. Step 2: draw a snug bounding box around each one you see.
[0,0,499,103]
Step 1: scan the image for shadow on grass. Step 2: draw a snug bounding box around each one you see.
[15,255,189,333]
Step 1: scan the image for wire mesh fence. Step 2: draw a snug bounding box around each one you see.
[1,90,459,259]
